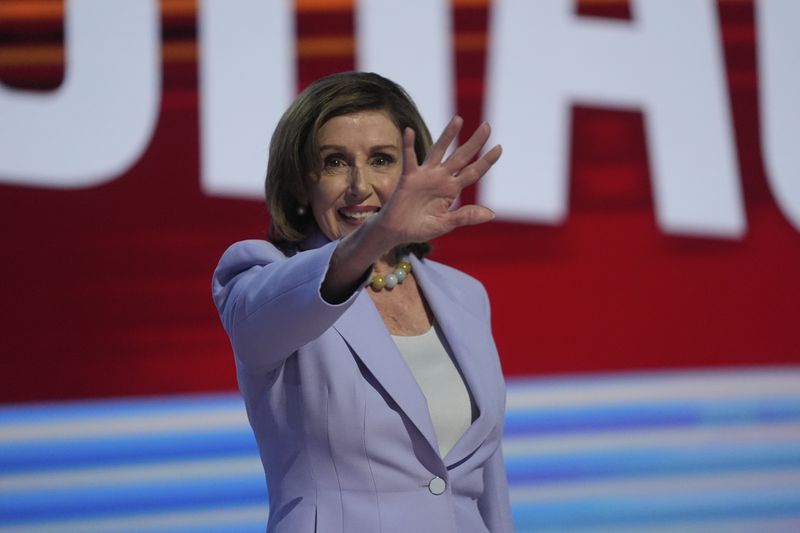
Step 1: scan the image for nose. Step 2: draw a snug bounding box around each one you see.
[346,163,371,201]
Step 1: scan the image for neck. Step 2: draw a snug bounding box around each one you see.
[374,247,407,274]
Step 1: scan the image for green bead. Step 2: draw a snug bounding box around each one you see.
[371,275,386,290]
[397,262,411,273]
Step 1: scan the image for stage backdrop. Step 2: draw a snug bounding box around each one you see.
[2,1,800,532]
[1,0,797,402]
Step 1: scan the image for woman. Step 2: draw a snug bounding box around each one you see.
[212,72,513,533]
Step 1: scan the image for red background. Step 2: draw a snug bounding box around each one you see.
[1,0,798,403]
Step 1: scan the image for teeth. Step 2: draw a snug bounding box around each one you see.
[340,210,378,220]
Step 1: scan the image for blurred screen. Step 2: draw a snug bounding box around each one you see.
[1,1,798,531]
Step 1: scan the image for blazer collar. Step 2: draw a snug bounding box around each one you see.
[332,254,495,467]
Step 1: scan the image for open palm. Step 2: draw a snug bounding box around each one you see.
[378,116,503,246]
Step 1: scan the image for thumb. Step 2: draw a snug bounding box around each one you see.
[447,205,496,228]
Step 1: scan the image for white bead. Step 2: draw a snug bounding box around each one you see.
[394,268,407,282]
[399,255,411,264]
[384,273,398,289]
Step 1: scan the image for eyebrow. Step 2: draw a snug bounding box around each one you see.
[319,144,400,153]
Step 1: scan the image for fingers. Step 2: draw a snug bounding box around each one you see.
[426,115,463,165]
[401,127,418,175]
[455,144,502,188]
[444,121,492,175]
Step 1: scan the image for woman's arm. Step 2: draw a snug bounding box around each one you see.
[212,239,365,373]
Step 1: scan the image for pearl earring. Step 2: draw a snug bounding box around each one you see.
[297,205,307,216]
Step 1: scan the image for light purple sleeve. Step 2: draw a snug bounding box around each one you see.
[475,282,515,532]
[477,428,514,532]
[211,239,366,373]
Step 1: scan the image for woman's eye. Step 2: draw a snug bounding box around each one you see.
[323,155,346,169]
[372,154,394,167]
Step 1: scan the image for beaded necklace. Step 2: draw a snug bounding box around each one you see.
[369,254,411,291]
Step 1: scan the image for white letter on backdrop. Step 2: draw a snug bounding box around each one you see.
[199,0,294,198]
[484,0,744,237]
[0,0,160,188]
[757,0,800,231]
[356,0,453,137]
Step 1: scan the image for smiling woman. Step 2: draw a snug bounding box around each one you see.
[211,71,512,533]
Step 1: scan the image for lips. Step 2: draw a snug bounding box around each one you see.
[338,206,380,222]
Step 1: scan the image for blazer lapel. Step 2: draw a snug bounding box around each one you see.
[410,255,496,467]
[332,292,440,455]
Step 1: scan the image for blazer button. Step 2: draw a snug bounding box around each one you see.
[428,476,446,495]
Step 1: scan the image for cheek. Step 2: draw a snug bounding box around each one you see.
[376,173,401,200]
[309,178,344,208]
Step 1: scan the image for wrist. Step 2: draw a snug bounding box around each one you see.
[370,207,404,252]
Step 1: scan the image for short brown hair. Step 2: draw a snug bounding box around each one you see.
[265,71,433,249]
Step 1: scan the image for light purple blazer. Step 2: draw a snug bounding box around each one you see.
[212,233,514,533]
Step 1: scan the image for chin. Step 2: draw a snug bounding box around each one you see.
[336,224,359,238]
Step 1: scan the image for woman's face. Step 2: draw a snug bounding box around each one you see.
[305,109,404,241]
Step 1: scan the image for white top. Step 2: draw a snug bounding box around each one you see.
[391,324,472,458]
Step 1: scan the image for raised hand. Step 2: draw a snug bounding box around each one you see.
[376,116,502,248]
